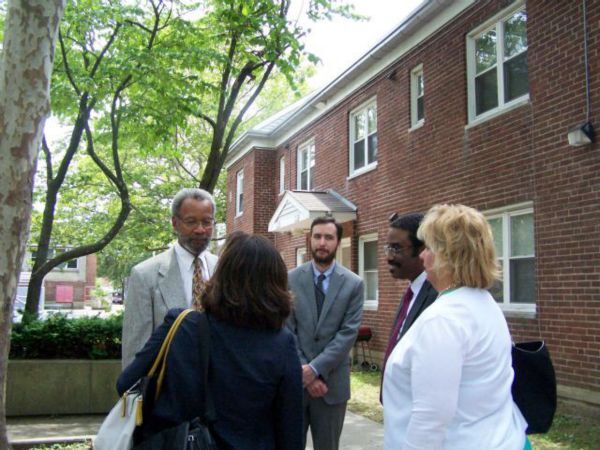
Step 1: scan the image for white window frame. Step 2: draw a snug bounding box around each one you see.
[466,0,529,124]
[349,98,378,178]
[235,169,244,217]
[279,156,285,194]
[410,64,424,129]
[296,139,315,191]
[296,247,306,267]
[359,233,378,310]
[485,202,535,315]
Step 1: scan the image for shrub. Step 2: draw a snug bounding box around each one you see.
[10,312,122,359]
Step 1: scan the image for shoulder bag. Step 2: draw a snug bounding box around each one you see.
[511,340,557,434]
[94,309,193,450]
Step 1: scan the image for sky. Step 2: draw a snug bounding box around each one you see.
[299,0,425,88]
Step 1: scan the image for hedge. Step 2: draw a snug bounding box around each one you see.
[10,312,122,359]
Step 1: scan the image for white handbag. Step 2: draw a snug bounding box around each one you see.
[94,383,142,450]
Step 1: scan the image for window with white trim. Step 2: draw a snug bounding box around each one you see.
[279,156,285,194]
[410,65,424,127]
[297,140,315,191]
[296,247,306,267]
[235,169,244,216]
[349,100,377,175]
[486,203,535,310]
[359,234,378,309]
[467,2,528,122]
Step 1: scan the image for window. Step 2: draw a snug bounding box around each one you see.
[297,140,315,190]
[279,156,285,194]
[349,100,377,176]
[486,203,535,311]
[410,65,424,127]
[467,2,528,122]
[296,247,306,267]
[235,169,244,216]
[359,234,378,309]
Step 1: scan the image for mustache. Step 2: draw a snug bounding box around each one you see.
[388,260,402,268]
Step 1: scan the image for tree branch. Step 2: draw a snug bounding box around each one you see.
[58,30,80,95]
[41,135,53,182]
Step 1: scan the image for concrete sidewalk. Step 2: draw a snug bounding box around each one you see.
[8,411,383,449]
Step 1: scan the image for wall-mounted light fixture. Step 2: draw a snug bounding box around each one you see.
[567,122,595,146]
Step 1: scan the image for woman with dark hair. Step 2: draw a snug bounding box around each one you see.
[118,231,303,449]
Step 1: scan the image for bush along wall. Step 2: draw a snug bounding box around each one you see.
[10,312,122,359]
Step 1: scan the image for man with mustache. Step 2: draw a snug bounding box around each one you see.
[380,212,437,400]
[121,188,218,367]
[287,217,364,450]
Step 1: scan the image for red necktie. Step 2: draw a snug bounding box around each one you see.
[383,287,414,365]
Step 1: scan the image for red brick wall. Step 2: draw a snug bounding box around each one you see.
[226,0,600,394]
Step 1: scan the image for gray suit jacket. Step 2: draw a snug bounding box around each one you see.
[121,247,218,367]
[287,261,364,405]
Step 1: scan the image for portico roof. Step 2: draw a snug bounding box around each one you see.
[268,190,357,233]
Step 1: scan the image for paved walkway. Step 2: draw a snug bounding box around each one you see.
[8,411,383,449]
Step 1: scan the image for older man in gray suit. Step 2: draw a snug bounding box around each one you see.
[121,188,218,367]
[287,217,364,450]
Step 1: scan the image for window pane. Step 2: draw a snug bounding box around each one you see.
[365,271,378,301]
[299,149,307,171]
[367,107,377,134]
[488,217,503,257]
[510,257,536,303]
[354,114,365,140]
[417,97,424,121]
[490,277,504,303]
[476,30,497,73]
[364,240,378,269]
[239,194,243,211]
[354,141,365,169]
[511,213,534,256]
[66,259,77,269]
[504,51,528,102]
[504,11,527,58]
[417,74,424,97]
[475,68,498,115]
[367,133,378,164]
[300,171,307,190]
[309,146,315,168]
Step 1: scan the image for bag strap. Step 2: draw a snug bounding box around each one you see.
[198,312,217,422]
[148,308,194,400]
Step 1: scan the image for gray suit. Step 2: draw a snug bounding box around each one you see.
[121,247,218,367]
[287,261,364,449]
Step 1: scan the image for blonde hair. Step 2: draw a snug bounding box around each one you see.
[417,204,500,289]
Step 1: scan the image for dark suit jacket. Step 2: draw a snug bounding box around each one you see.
[118,309,303,450]
[397,279,438,340]
[287,262,364,405]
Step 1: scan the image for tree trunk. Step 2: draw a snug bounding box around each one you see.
[0,0,65,447]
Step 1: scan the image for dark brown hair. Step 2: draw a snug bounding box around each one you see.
[202,231,291,329]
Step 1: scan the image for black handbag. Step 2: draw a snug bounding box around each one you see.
[511,341,557,434]
[134,311,218,450]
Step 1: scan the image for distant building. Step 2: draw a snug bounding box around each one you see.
[225,1,600,409]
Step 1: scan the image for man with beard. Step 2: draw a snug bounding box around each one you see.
[380,212,437,399]
[287,217,364,450]
[121,188,218,367]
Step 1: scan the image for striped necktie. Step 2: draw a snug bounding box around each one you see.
[192,257,206,310]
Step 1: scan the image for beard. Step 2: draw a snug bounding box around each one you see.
[312,248,336,266]
[180,235,210,256]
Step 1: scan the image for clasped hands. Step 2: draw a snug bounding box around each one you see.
[302,364,328,398]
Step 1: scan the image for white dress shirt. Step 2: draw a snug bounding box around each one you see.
[383,286,527,450]
[173,242,210,307]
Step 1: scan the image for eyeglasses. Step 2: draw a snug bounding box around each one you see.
[178,217,215,229]
[383,244,412,256]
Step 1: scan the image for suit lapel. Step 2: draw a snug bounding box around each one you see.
[316,265,344,330]
[299,264,319,328]
[158,248,186,309]
[400,280,437,339]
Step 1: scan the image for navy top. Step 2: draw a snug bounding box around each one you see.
[117,308,303,450]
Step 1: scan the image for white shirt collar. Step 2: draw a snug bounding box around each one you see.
[174,241,206,272]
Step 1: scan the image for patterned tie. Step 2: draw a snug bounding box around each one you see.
[380,286,413,404]
[315,273,326,318]
[192,257,206,311]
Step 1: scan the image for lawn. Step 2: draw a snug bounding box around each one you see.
[349,370,600,450]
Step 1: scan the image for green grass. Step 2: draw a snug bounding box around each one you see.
[349,370,600,450]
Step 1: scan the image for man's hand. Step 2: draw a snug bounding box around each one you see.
[306,378,328,398]
[302,364,317,387]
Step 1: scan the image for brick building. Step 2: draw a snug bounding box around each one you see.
[225,0,600,407]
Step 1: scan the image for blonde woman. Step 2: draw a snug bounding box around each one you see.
[382,204,528,450]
